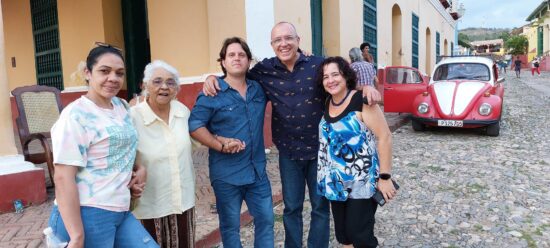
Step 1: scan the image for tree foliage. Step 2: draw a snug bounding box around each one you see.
[498,32,511,43]
[458,33,471,48]
[505,35,528,55]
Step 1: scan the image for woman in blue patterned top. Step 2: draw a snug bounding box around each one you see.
[316,56,396,248]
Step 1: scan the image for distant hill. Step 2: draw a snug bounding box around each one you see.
[459,27,510,41]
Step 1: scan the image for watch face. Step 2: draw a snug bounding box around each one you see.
[380,173,391,180]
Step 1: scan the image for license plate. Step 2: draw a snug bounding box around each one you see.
[437,120,463,127]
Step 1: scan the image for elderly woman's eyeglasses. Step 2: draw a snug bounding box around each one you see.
[151,78,178,89]
[94,42,123,52]
[271,35,297,46]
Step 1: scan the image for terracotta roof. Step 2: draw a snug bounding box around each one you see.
[470,39,504,47]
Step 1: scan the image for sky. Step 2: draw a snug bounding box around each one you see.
[458,0,545,29]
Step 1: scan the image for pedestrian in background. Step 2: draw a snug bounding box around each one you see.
[189,37,274,248]
[514,56,523,78]
[360,42,375,64]
[130,60,196,248]
[531,57,540,76]
[316,56,396,248]
[349,47,378,88]
[48,44,158,247]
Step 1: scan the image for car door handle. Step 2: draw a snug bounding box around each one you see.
[384,87,394,90]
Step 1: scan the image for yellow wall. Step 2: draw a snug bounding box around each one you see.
[322,0,340,57]
[102,0,124,50]
[274,0,312,53]
[377,0,456,72]
[2,0,36,91]
[525,26,538,61]
[206,0,246,72]
[337,0,363,59]
[58,0,105,88]
[147,0,210,76]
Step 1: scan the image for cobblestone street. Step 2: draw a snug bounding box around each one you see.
[235,71,550,247]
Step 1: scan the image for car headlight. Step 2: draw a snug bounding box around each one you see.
[478,103,492,116]
[417,103,429,114]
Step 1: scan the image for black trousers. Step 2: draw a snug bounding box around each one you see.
[330,198,378,248]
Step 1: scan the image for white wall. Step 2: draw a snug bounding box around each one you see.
[245,0,275,60]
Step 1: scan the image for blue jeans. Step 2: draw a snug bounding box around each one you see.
[279,156,330,248]
[48,205,159,247]
[212,175,274,248]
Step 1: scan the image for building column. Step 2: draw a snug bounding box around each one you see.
[0,1,37,174]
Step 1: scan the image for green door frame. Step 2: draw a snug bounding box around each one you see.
[311,0,323,56]
[121,0,151,100]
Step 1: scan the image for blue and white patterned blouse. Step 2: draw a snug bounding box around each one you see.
[317,91,379,201]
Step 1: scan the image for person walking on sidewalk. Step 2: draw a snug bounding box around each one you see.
[189,37,274,248]
[130,60,196,248]
[316,57,396,248]
[48,44,159,247]
[514,56,523,78]
[202,22,382,248]
[531,57,541,76]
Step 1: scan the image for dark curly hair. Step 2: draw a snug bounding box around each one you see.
[316,56,357,93]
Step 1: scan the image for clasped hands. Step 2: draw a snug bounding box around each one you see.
[128,163,147,199]
[216,135,246,153]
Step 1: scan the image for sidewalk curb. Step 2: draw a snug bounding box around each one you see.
[194,113,409,248]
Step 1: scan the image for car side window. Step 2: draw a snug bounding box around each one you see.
[387,68,422,84]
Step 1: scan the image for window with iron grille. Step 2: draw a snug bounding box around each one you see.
[30,0,64,90]
[412,13,419,69]
[436,32,440,61]
[363,0,377,65]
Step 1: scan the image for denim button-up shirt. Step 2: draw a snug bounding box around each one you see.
[249,54,325,160]
[189,78,267,185]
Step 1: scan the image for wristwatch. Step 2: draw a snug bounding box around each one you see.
[379,173,392,180]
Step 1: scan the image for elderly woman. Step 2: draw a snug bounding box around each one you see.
[48,44,158,247]
[130,60,196,248]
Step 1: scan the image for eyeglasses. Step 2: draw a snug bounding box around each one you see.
[94,42,123,53]
[271,35,297,46]
[151,78,178,89]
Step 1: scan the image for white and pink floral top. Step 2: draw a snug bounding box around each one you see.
[51,96,137,212]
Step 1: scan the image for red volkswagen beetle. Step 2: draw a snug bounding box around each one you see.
[383,56,505,136]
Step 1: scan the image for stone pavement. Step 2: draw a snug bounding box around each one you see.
[0,111,407,248]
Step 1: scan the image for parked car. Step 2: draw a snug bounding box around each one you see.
[383,56,504,136]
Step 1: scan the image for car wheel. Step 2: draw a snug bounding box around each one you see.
[486,121,500,137]
[411,119,425,131]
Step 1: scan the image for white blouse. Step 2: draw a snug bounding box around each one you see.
[130,100,195,219]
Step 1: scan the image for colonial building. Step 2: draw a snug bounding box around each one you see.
[526,0,549,58]
[0,0,460,180]
[2,0,459,95]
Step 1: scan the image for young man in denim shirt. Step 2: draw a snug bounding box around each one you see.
[189,37,274,248]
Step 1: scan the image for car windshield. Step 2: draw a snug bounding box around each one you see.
[432,63,490,82]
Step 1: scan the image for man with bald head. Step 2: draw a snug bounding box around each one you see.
[203,22,380,248]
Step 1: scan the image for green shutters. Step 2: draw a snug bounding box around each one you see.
[412,13,419,69]
[537,26,543,57]
[363,0,377,65]
[30,0,63,90]
[436,32,440,61]
[311,0,323,56]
